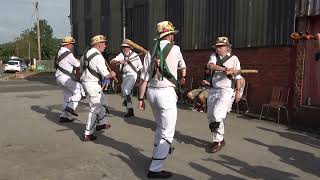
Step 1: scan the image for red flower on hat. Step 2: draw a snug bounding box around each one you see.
[162,27,169,32]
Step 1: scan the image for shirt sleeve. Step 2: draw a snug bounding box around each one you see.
[233,56,242,80]
[136,56,143,71]
[175,46,186,69]
[96,55,110,78]
[110,53,124,62]
[140,52,151,81]
[208,54,217,65]
[69,53,80,67]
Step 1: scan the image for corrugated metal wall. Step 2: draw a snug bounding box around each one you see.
[70,0,296,53]
[70,0,122,55]
[296,0,320,16]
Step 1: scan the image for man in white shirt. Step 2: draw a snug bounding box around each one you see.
[110,40,143,117]
[55,36,85,123]
[138,21,187,179]
[80,35,116,141]
[207,37,242,153]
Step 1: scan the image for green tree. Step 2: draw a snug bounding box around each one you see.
[0,19,60,61]
[15,29,38,60]
[32,19,59,60]
[0,42,15,61]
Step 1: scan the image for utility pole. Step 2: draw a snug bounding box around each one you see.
[36,1,41,61]
[122,0,126,40]
[28,41,31,62]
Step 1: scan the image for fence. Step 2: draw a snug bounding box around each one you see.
[35,60,55,72]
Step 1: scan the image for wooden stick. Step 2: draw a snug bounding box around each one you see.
[225,69,258,75]
[123,39,148,54]
[104,59,118,83]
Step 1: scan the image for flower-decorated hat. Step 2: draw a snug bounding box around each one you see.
[156,21,179,39]
[213,36,232,47]
[91,35,107,46]
[61,36,75,46]
[121,39,131,48]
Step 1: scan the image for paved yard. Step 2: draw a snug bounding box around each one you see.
[0,79,319,180]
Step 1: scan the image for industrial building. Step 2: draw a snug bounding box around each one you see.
[70,0,320,127]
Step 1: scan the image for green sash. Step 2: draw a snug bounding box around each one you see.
[151,36,180,90]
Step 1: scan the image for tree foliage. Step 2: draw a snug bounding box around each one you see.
[0,19,60,61]
[33,19,59,60]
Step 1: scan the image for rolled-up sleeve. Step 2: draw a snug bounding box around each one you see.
[175,46,186,69]
[207,54,217,67]
[69,53,80,67]
[96,56,110,78]
[140,52,151,81]
[110,53,124,63]
[233,56,242,80]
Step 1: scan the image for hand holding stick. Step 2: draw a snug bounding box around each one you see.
[105,59,118,83]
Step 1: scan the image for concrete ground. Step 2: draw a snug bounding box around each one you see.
[0,79,319,180]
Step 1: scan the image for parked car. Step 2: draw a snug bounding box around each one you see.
[4,60,27,72]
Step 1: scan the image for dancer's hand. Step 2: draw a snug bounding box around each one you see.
[138,100,145,111]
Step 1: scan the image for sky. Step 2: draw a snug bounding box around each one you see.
[0,0,70,44]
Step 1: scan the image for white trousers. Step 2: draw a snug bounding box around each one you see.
[56,75,84,118]
[207,88,234,142]
[147,87,177,172]
[82,82,108,135]
[121,74,137,109]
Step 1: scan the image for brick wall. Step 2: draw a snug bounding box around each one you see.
[182,46,296,113]
[295,16,320,106]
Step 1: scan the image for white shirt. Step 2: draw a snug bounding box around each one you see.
[110,50,143,76]
[140,40,186,88]
[55,47,80,77]
[207,53,241,89]
[80,47,110,82]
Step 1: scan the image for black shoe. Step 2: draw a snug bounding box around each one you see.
[59,117,74,123]
[122,100,127,107]
[147,171,172,179]
[65,107,79,116]
[124,108,134,117]
[83,134,97,141]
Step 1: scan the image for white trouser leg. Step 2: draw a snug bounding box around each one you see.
[85,94,105,135]
[149,94,162,154]
[57,75,82,110]
[148,87,177,172]
[207,88,233,142]
[60,86,72,118]
[82,82,106,135]
[98,93,108,125]
[121,75,136,110]
[102,91,108,106]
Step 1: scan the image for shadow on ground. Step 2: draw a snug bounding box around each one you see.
[109,108,211,151]
[189,162,246,180]
[203,155,299,180]
[257,126,320,149]
[30,105,194,180]
[244,138,320,178]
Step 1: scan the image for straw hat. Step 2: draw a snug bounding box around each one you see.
[121,39,131,48]
[90,35,107,46]
[61,36,75,46]
[213,37,232,47]
[156,21,179,39]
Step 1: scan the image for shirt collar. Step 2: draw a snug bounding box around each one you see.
[160,40,171,45]
[61,47,70,52]
[123,50,132,55]
[219,52,231,59]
